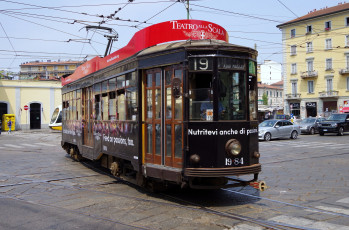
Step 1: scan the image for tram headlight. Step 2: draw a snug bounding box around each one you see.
[225,139,241,156]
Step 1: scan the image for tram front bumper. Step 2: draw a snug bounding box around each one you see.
[184,164,261,177]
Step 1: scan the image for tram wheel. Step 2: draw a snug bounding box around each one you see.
[264,132,271,141]
[338,127,344,136]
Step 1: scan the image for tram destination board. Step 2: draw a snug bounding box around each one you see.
[189,57,213,71]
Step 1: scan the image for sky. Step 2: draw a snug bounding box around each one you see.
[0,0,345,73]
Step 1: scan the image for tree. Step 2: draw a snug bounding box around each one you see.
[262,92,268,105]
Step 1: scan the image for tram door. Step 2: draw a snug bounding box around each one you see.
[82,87,94,147]
[144,67,183,168]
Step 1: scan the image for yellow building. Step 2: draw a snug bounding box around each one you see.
[0,79,61,130]
[277,3,349,118]
[19,60,84,80]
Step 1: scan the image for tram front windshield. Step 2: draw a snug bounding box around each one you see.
[50,108,60,124]
[189,71,246,121]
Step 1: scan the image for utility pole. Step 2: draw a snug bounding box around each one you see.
[187,0,189,19]
[182,0,189,19]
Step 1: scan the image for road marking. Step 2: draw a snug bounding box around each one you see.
[270,215,349,230]
[337,197,349,204]
[3,144,23,149]
[21,143,37,147]
[228,224,263,229]
[35,143,55,147]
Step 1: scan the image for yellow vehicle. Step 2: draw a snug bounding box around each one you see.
[49,105,62,131]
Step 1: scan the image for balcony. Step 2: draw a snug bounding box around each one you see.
[318,90,339,98]
[339,68,349,75]
[300,71,318,79]
[285,93,301,100]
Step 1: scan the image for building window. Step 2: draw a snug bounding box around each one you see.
[326,58,332,70]
[307,60,314,73]
[306,25,312,34]
[326,78,333,92]
[347,77,349,90]
[346,55,349,69]
[325,21,331,30]
[64,65,69,70]
[346,35,349,47]
[308,80,314,93]
[291,82,297,95]
[291,63,297,74]
[325,38,332,50]
[346,17,349,26]
[291,45,297,55]
[290,29,296,38]
[306,42,313,53]
[54,66,58,70]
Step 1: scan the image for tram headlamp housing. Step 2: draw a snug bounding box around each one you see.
[225,139,241,156]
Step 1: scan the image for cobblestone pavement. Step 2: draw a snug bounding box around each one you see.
[0,130,349,229]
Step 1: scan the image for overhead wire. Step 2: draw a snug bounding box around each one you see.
[0,21,18,69]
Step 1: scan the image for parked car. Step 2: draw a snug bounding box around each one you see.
[258,119,301,141]
[318,113,349,136]
[300,117,326,135]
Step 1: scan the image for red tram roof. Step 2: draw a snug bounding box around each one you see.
[62,20,229,86]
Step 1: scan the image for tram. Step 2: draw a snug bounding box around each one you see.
[49,105,62,131]
[61,20,264,190]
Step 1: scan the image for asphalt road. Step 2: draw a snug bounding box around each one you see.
[0,130,349,229]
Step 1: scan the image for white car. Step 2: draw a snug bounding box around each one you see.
[259,119,301,141]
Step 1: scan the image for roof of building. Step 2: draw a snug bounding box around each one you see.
[277,2,349,28]
[20,60,84,66]
[258,83,282,90]
[270,80,283,87]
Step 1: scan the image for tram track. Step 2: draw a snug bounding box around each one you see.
[1,159,346,229]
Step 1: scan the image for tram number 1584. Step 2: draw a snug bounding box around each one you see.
[189,57,213,71]
[226,157,244,166]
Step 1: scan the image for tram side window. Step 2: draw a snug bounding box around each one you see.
[117,90,126,120]
[65,93,70,120]
[94,83,101,120]
[219,71,246,120]
[109,92,116,120]
[248,75,257,120]
[189,73,213,121]
[102,93,108,120]
[108,78,117,121]
[174,69,182,120]
[76,89,81,120]
[69,92,74,120]
[72,91,77,120]
[62,94,68,120]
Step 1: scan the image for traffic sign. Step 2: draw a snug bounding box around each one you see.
[24,105,28,110]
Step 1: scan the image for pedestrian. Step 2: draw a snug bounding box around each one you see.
[7,119,12,134]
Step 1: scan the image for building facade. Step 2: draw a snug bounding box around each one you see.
[259,60,282,85]
[19,60,84,80]
[258,81,284,121]
[0,80,62,130]
[277,3,349,118]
